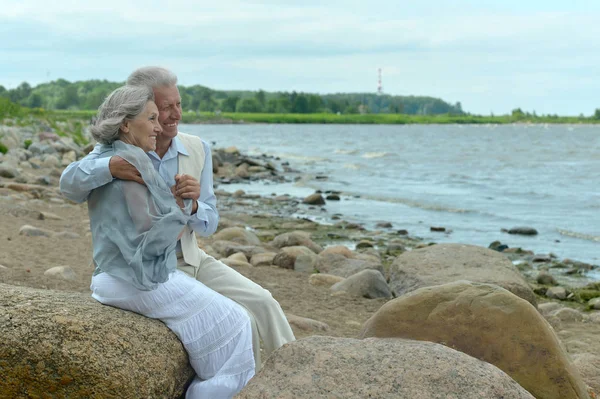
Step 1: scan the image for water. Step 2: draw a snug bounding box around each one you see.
[182,123,600,273]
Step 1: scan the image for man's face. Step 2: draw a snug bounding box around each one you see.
[153,85,182,140]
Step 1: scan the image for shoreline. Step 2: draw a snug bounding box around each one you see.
[1,121,599,395]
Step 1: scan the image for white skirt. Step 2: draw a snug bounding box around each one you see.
[91,270,255,399]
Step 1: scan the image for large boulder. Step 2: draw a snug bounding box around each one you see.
[0,283,194,398]
[389,243,536,306]
[360,281,590,399]
[236,336,534,399]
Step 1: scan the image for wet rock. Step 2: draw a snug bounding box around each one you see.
[360,281,590,399]
[396,229,409,235]
[302,193,325,205]
[355,240,374,249]
[237,336,535,399]
[488,240,509,252]
[325,194,340,201]
[430,226,446,232]
[507,226,538,235]
[375,221,393,228]
[330,269,392,299]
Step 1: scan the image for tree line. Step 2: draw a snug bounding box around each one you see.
[0,79,464,115]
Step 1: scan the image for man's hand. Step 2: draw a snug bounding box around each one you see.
[109,156,144,185]
[175,174,200,214]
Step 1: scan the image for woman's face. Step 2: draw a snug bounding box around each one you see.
[121,101,162,152]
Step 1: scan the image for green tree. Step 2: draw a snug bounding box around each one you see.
[237,98,261,113]
[254,90,266,111]
[221,95,240,112]
[594,109,600,120]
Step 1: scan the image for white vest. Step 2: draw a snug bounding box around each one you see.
[177,132,207,267]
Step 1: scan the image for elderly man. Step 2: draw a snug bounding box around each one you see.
[60,66,295,370]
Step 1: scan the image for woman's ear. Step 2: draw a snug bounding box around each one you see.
[120,120,130,133]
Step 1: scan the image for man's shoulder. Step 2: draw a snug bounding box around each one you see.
[177,132,207,151]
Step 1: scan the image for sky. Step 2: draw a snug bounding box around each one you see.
[1,0,599,115]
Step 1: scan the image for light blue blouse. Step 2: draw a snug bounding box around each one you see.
[88,140,192,291]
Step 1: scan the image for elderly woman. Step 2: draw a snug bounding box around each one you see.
[87,85,254,398]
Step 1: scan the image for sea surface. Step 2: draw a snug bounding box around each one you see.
[183,123,600,278]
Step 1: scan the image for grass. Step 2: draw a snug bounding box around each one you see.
[180,111,599,125]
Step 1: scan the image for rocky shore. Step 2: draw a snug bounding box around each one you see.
[0,120,599,398]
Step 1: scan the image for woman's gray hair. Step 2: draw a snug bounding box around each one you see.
[90,85,154,145]
[126,66,178,89]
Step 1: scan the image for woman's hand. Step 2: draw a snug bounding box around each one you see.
[170,186,185,210]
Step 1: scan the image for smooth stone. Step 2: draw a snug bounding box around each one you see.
[308,273,345,288]
[44,266,77,281]
[286,314,329,332]
[546,286,568,300]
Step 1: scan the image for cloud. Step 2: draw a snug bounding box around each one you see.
[1,0,599,114]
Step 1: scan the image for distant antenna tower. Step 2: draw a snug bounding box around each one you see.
[377,68,383,95]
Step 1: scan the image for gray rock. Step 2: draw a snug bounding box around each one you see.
[286,314,329,332]
[237,336,535,399]
[272,231,323,254]
[0,283,193,398]
[302,193,325,205]
[28,142,55,155]
[589,298,600,310]
[44,266,77,281]
[0,165,19,178]
[388,244,536,306]
[308,273,345,288]
[355,239,374,249]
[212,227,261,245]
[211,240,266,258]
[508,226,538,235]
[249,252,277,267]
[314,253,383,278]
[273,246,316,270]
[19,224,53,237]
[546,286,567,300]
[375,221,393,228]
[294,253,317,273]
[537,271,558,285]
[330,269,392,299]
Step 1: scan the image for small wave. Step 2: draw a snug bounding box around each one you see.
[335,149,359,155]
[343,163,363,170]
[276,153,330,162]
[557,229,600,242]
[361,152,393,159]
[355,193,478,214]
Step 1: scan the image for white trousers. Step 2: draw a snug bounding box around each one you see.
[178,252,296,370]
[91,270,255,399]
